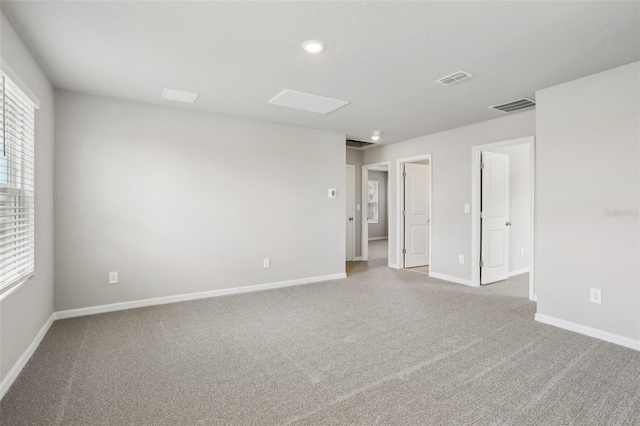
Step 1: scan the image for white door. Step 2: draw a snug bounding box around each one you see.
[346,165,355,261]
[481,152,510,284]
[404,163,429,268]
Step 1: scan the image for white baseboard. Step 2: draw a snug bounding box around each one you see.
[428,272,474,287]
[535,314,640,351]
[509,267,530,277]
[55,273,347,320]
[368,237,388,241]
[0,313,55,400]
[352,256,363,261]
[388,263,399,269]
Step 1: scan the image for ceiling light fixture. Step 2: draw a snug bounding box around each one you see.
[301,40,325,54]
[371,130,381,141]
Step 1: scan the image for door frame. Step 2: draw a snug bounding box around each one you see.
[346,164,356,261]
[396,154,432,269]
[361,161,391,264]
[471,136,535,300]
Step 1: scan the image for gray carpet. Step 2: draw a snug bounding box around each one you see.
[2,240,640,425]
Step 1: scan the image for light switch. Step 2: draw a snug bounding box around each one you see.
[328,188,337,198]
[464,204,470,213]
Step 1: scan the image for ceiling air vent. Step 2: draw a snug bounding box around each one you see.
[346,139,376,148]
[435,70,474,86]
[490,97,536,113]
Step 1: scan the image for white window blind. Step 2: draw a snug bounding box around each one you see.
[0,73,35,294]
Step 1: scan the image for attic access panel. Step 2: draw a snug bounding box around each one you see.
[268,89,349,114]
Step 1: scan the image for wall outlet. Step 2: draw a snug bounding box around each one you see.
[109,271,118,284]
[458,255,464,264]
[464,204,470,214]
[590,288,602,304]
[521,248,525,257]
[263,258,270,269]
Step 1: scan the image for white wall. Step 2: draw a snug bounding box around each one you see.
[363,111,535,280]
[368,170,388,239]
[536,61,639,341]
[487,144,530,274]
[0,12,55,383]
[55,91,346,311]
[346,149,363,257]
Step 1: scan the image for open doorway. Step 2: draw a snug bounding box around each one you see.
[396,155,432,274]
[471,136,535,300]
[361,162,391,265]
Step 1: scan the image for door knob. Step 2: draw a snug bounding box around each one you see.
[349,217,354,221]
[506,221,512,226]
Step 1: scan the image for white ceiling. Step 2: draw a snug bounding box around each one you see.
[2,1,639,146]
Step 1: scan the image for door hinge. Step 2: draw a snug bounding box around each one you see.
[480,212,484,219]
[480,162,485,169]
[402,249,407,254]
[403,210,406,216]
[403,171,407,178]
[479,260,484,267]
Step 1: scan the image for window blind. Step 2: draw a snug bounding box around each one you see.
[0,73,35,294]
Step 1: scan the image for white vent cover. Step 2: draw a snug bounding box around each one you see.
[490,97,536,113]
[435,70,474,86]
[267,89,349,114]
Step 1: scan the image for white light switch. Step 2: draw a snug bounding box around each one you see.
[464,204,470,213]
[263,258,270,268]
[328,188,337,198]
[109,271,118,284]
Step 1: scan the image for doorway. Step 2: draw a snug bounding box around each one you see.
[396,155,432,272]
[361,161,391,264]
[471,136,535,300]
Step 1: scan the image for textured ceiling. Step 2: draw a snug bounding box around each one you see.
[2,1,639,146]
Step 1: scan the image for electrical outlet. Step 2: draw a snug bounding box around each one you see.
[590,288,602,304]
[458,255,464,264]
[521,248,525,257]
[109,271,118,284]
[464,204,470,213]
[263,258,270,269]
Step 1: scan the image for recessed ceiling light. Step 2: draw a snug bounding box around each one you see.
[301,40,325,54]
[371,130,381,141]
[161,88,199,103]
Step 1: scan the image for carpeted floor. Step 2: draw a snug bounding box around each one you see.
[2,241,639,425]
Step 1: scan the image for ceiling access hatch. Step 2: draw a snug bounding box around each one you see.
[268,89,349,114]
[490,97,536,113]
[346,139,377,148]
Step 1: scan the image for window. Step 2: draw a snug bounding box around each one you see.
[367,180,379,223]
[0,73,35,294]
